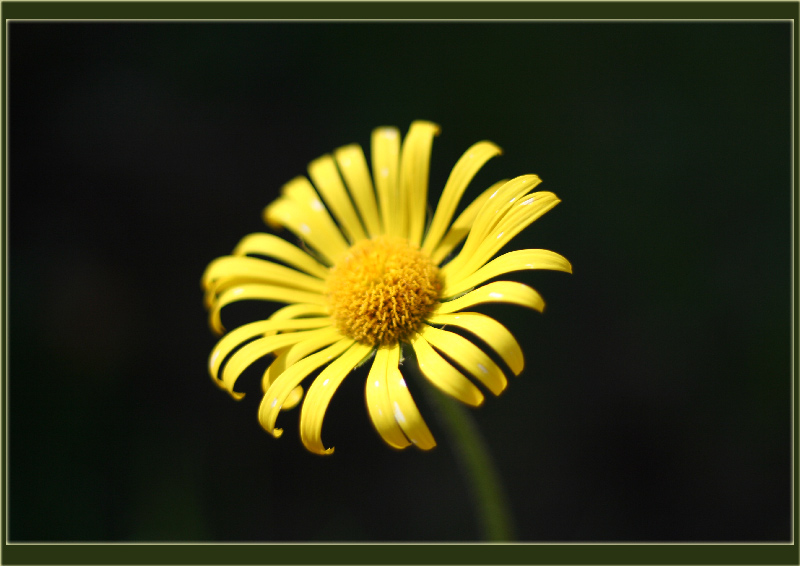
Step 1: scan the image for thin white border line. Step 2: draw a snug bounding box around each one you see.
[2,17,796,549]
[3,540,796,545]
[2,18,797,22]
[791,5,797,551]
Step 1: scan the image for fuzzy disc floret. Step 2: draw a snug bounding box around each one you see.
[326,236,441,346]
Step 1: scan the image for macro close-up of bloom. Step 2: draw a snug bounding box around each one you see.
[202,121,571,455]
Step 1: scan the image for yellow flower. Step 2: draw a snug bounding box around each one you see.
[202,121,571,455]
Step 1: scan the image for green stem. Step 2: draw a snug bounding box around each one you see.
[421,383,516,541]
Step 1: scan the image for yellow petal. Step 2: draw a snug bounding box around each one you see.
[334,144,382,237]
[232,233,330,279]
[282,386,304,411]
[308,155,368,244]
[384,344,436,450]
[440,175,541,280]
[419,325,507,396]
[434,280,545,315]
[371,126,401,237]
[221,329,329,398]
[421,141,502,256]
[442,248,572,298]
[454,191,561,281]
[471,176,542,241]
[280,326,344,368]
[263,177,350,265]
[425,311,524,375]
[365,346,412,450]
[409,333,484,407]
[429,180,506,266]
[209,284,326,335]
[261,326,342,392]
[202,256,326,307]
[257,302,330,347]
[300,342,374,455]
[209,316,333,383]
[264,302,329,325]
[400,121,440,246]
[259,338,354,438]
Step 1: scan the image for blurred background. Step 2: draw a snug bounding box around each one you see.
[7,21,792,542]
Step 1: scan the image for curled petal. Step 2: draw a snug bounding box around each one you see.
[209,316,333,384]
[451,191,561,282]
[282,386,304,411]
[419,325,507,396]
[209,284,326,335]
[441,249,572,299]
[384,344,436,450]
[259,338,354,438]
[300,342,374,455]
[409,333,484,407]
[365,346,412,450]
[262,326,343,392]
[434,280,545,315]
[471,176,543,243]
[221,329,329,399]
[440,175,541,279]
[202,256,326,308]
[232,233,330,279]
[264,302,329,325]
[425,311,524,375]
[308,155,368,244]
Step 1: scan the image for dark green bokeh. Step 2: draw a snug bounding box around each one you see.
[7,20,792,542]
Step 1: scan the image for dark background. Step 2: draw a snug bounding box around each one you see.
[7,20,793,542]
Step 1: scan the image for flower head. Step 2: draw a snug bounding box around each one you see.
[202,121,571,455]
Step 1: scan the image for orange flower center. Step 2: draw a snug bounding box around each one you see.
[326,236,441,346]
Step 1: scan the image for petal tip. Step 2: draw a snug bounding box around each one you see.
[411,119,441,132]
[421,440,437,451]
[308,444,335,456]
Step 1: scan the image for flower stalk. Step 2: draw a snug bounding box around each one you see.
[419,375,516,541]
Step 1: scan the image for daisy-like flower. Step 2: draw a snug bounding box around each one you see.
[202,121,571,455]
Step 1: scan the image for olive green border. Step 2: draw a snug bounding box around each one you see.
[2,542,800,565]
[2,1,798,565]
[3,544,798,565]
[0,1,797,20]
